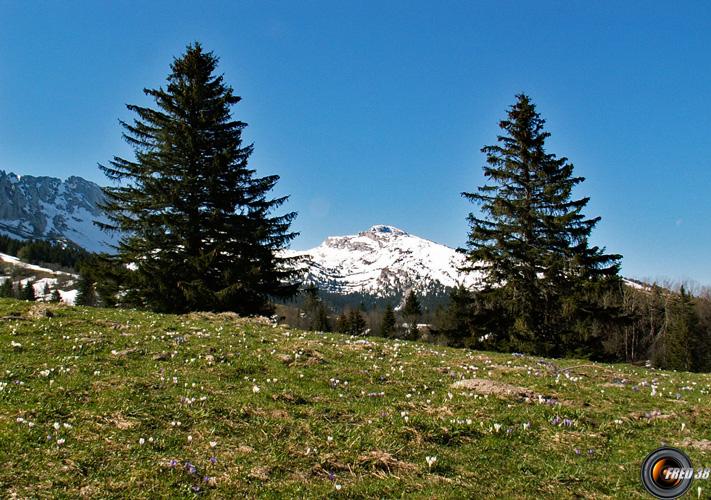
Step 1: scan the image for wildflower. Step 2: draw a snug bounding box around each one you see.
[53,422,61,430]
[335,483,342,491]
[169,459,178,468]
[185,462,196,474]
[550,416,561,426]
[187,435,193,443]
[425,456,437,469]
[574,448,581,455]
[522,422,530,431]
[252,385,260,393]
[493,423,502,433]
[562,419,573,427]
[209,441,217,448]
[56,438,65,445]
[139,438,145,445]
[327,436,333,443]
[210,456,217,464]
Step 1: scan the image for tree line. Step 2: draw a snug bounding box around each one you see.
[0,235,89,271]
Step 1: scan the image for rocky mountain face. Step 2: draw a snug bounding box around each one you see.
[0,170,116,252]
[286,225,483,297]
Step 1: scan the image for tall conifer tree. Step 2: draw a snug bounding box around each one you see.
[98,43,299,314]
[380,304,397,337]
[462,94,621,355]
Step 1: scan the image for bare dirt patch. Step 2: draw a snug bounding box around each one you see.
[681,439,711,451]
[357,451,417,474]
[450,378,534,398]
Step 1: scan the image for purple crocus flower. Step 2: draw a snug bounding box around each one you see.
[550,416,561,426]
[209,456,217,464]
[169,459,178,468]
[562,418,573,427]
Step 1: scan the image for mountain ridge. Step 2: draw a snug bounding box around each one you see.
[0,170,117,253]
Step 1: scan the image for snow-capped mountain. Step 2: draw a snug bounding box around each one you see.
[0,170,117,252]
[286,225,483,297]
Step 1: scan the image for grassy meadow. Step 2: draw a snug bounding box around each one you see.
[1,298,710,498]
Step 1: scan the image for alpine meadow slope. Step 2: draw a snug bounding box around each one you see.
[1,299,710,497]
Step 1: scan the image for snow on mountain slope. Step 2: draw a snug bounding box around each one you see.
[286,225,483,296]
[0,170,117,252]
[0,252,79,304]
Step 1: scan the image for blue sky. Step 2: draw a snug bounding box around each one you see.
[1,1,710,285]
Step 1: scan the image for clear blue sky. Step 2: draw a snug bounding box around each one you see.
[1,1,710,285]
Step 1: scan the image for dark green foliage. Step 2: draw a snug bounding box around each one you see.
[334,309,366,335]
[379,304,397,337]
[433,285,475,347]
[42,282,51,296]
[335,312,349,333]
[0,234,89,271]
[348,309,367,335]
[0,279,14,298]
[49,288,62,303]
[97,43,299,315]
[75,275,97,307]
[693,294,711,372]
[402,290,422,339]
[20,281,35,301]
[652,286,701,371]
[462,94,622,356]
[300,285,331,332]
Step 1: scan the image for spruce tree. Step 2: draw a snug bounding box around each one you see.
[335,312,349,333]
[301,285,330,331]
[75,275,98,307]
[402,290,422,339]
[658,286,703,372]
[380,303,396,337]
[462,94,621,356]
[348,309,367,335]
[0,279,13,298]
[97,43,299,315]
[50,288,62,303]
[21,281,36,301]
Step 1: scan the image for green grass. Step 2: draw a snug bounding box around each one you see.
[1,298,710,498]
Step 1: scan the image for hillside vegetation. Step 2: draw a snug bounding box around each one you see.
[1,298,710,498]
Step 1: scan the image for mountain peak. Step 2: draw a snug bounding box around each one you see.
[365,225,407,236]
[286,226,482,297]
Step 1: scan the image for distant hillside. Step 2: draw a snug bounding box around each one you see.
[0,170,118,252]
